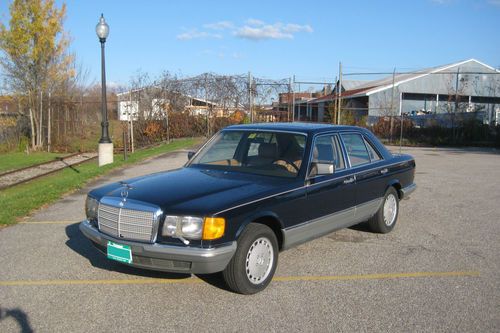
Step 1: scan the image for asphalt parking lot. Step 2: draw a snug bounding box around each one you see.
[1,146,499,332]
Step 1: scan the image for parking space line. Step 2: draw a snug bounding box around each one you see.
[18,221,76,224]
[272,271,480,282]
[0,271,480,287]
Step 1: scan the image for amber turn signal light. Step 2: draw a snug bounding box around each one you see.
[202,217,225,240]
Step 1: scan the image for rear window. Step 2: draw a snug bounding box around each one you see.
[341,133,370,167]
[364,138,382,162]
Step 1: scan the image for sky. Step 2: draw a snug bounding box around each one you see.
[1,0,500,88]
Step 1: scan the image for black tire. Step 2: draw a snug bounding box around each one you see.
[368,187,399,234]
[222,223,278,294]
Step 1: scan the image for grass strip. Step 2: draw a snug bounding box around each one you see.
[0,138,200,225]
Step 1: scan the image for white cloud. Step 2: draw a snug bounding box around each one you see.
[235,22,313,41]
[282,23,313,33]
[235,25,293,40]
[178,19,313,42]
[204,21,234,30]
[246,18,265,26]
[176,29,222,40]
[430,0,452,4]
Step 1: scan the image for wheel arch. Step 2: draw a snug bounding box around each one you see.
[386,179,402,199]
[236,212,285,251]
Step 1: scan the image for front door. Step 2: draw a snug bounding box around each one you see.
[283,134,356,249]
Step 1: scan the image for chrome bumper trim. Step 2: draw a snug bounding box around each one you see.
[401,183,417,200]
[79,220,236,274]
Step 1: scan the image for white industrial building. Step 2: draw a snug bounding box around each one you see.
[297,59,500,125]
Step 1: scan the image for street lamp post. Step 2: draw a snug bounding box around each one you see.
[96,14,113,166]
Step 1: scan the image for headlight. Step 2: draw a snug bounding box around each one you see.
[85,196,99,222]
[163,216,203,239]
[162,216,225,241]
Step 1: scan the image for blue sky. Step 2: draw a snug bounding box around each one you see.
[1,0,499,87]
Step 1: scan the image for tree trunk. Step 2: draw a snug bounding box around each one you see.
[28,92,36,150]
[47,92,51,152]
[29,105,36,150]
[38,90,43,148]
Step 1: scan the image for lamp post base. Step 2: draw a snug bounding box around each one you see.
[98,142,114,166]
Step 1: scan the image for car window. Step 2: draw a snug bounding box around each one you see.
[364,138,381,162]
[341,133,371,167]
[247,132,274,157]
[198,131,242,163]
[310,135,345,172]
[191,130,306,178]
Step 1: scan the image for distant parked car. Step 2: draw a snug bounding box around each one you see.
[80,123,416,294]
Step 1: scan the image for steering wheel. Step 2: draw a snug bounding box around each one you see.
[272,158,300,172]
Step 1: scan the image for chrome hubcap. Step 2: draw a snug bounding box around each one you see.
[383,194,397,226]
[246,237,274,285]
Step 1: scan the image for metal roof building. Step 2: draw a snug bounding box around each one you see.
[298,59,500,125]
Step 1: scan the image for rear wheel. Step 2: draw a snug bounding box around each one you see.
[368,187,399,233]
[223,223,278,294]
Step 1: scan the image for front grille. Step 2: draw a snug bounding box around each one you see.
[97,197,161,243]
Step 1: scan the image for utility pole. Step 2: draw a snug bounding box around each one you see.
[337,62,342,125]
[454,68,460,111]
[390,68,396,143]
[129,89,134,153]
[333,75,338,124]
[292,75,296,122]
[288,77,291,122]
[399,92,403,154]
[204,75,210,137]
[248,72,253,123]
[453,68,460,143]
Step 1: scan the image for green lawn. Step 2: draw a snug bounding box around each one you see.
[0,151,69,174]
[0,138,200,225]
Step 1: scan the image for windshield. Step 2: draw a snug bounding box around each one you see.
[189,130,307,178]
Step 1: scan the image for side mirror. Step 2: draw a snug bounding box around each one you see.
[187,151,196,160]
[316,162,335,175]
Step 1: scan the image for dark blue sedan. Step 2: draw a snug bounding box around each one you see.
[80,123,416,294]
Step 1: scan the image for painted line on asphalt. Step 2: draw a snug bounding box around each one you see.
[19,221,76,224]
[272,271,480,282]
[0,271,480,287]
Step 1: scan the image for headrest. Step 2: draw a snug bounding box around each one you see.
[314,144,334,162]
[258,143,277,159]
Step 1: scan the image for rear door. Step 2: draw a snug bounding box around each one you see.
[340,132,386,220]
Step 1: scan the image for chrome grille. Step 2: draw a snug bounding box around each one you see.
[97,198,161,243]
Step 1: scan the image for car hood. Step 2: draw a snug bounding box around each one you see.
[89,167,294,215]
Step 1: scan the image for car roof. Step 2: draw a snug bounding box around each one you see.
[225,122,362,135]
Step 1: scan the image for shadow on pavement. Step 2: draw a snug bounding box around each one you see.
[195,272,232,293]
[0,307,34,333]
[64,223,190,280]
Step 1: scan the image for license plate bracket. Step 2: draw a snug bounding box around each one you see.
[107,241,132,264]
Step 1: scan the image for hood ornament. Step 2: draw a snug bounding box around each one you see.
[119,182,133,206]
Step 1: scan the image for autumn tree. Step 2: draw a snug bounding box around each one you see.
[0,0,74,149]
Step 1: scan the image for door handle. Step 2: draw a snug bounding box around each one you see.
[343,177,355,184]
[380,168,388,175]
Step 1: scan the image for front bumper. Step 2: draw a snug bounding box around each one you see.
[79,220,236,274]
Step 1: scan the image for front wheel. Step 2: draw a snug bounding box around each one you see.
[222,223,278,294]
[368,187,399,233]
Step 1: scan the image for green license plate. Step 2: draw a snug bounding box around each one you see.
[107,241,132,264]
